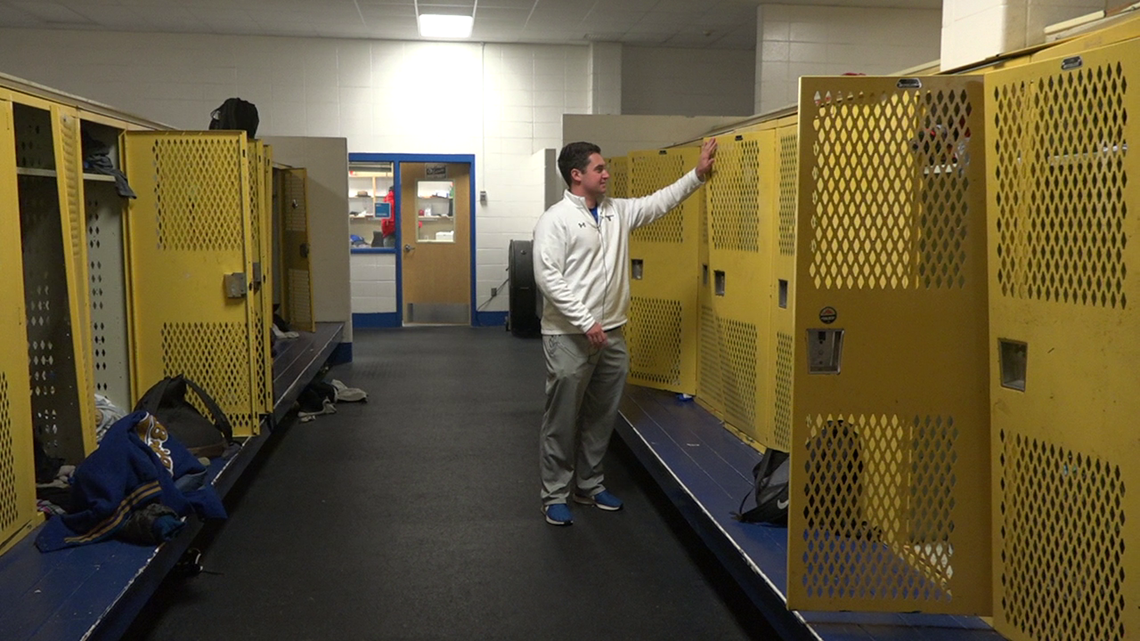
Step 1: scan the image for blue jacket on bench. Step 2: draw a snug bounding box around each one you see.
[36,411,226,552]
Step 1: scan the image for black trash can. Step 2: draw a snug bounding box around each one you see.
[508,240,542,338]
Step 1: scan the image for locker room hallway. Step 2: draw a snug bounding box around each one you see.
[129,326,776,640]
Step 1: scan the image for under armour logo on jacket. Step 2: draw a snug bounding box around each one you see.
[578,222,587,228]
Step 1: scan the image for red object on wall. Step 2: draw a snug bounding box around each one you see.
[381,187,396,236]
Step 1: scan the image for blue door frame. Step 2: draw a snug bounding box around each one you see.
[349,153,497,328]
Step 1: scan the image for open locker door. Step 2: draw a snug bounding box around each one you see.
[246,140,272,417]
[278,167,315,332]
[0,98,40,554]
[123,131,261,438]
[50,104,97,456]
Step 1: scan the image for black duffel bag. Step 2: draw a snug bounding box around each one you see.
[208,97,259,139]
[135,375,233,458]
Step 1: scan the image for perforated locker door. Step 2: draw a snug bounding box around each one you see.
[260,145,274,407]
[986,43,1139,641]
[13,98,93,465]
[606,156,629,198]
[788,76,992,615]
[51,104,96,456]
[626,147,701,395]
[247,141,271,415]
[0,99,40,555]
[123,132,260,438]
[280,167,315,333]
[703,130,776,446]
[767,122,799,453]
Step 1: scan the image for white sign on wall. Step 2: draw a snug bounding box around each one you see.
[426,164,448,179]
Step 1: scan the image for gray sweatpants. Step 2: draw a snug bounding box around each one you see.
[540,327,629,506]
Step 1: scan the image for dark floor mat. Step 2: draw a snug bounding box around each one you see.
[129,327,775,640]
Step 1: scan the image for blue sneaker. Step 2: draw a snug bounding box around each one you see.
[573,490,623,511]
[543,503,573,526]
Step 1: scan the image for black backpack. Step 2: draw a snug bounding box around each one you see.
[208,98,259,139]
[135,375,233,458]
[734,448,790,525]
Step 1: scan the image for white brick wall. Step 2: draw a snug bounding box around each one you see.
[588,42,622,115]
[940,0,1109,70]
[0,28,596,315]
[622,46,755,117]
[755,5,942,115]
[350,253,398,314]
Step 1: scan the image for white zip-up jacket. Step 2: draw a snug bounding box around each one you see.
[532,168,704,335]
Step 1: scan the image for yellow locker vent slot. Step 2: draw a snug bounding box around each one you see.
[708,138,761,252]
[994,63,1127,308]
[627,296,683,387]
[0,375,15,532]
[802,413,959,604]
[718,317,757,431]
[285,197,306,233]
[631,153,685,244]
[700,190,709,248]
[698,304,723,412]
[998,431,1126,641]
[773,332,793,451]
[288,269,313,328]
[153,139,245,252]
[607,156,629,198]
[808,88,973,291]
[56,111,85,272]
[778,131,798,256]
[161,322,255,437]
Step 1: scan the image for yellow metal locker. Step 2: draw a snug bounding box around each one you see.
[123,131,261,438]
[788,75,992,614]
[703,130,776,446]
[626,147,702,395]
[11,95,97,464]
[606,155,629,199]
[985,41,1138,641]
[0,99,40,555]
[247,141,272,416]
[279,167,315,333]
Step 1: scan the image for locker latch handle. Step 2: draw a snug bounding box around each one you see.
[224,273,248,298]
[300,243,310,258]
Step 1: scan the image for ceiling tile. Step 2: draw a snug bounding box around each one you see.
[0,4,40,26]
[475,0,537,9]
[9,1,93,24]
[0,0,940,49]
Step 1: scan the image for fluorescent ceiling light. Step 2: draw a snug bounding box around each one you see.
[418,14,473,38]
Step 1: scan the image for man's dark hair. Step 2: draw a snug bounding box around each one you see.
[557,142,602,187]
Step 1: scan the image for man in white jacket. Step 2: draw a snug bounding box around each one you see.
[532,139,717,525]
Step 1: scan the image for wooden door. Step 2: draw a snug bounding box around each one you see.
[400,162,471,324]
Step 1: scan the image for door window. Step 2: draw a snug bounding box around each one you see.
[416,180,455,243]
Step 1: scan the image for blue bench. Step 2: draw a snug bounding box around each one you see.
[617,385,1003,641]
[0,323,344,641]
